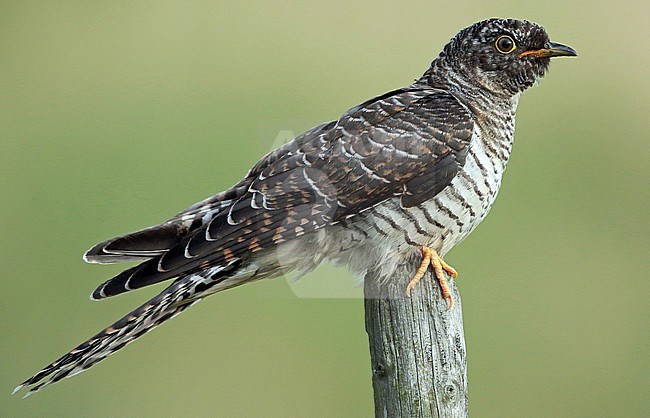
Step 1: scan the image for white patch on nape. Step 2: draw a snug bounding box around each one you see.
[510,92,521,107]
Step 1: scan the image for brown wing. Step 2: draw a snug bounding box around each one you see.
[91,87,474,299]
[83,121,336,264]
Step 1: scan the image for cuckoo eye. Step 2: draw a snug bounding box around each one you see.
[495,35,516,54]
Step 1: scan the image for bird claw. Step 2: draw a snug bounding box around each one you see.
[405,246,457,309]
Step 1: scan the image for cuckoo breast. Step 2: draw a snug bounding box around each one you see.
[330,94,520,282]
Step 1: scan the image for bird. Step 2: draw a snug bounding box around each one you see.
[14,18,576,397]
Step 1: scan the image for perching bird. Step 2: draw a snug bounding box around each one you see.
[15,18,576,397]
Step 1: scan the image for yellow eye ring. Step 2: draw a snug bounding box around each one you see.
[495,35,516,54]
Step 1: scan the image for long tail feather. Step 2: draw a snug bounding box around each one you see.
[83,224,182,264]
[14,279,200,397]
[90,257,241,300]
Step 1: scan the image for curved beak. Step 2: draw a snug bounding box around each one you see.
[519,42,578,58]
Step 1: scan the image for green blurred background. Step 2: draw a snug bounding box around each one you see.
[2,1,648,417]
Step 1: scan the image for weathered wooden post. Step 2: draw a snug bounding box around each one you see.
[365,261,468,418]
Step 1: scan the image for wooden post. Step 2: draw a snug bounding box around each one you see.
[364,262,468,418]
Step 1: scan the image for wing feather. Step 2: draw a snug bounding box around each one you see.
[91,87,474,299]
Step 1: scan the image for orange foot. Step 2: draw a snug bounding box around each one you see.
[405,246,458,309]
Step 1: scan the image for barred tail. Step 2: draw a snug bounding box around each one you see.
[14,279,200,397]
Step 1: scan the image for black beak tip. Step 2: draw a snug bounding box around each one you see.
[549,42,578,57]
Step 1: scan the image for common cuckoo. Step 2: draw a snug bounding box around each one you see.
[15,18,576,396]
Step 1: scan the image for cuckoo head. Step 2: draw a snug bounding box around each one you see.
[431,18,577,96]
